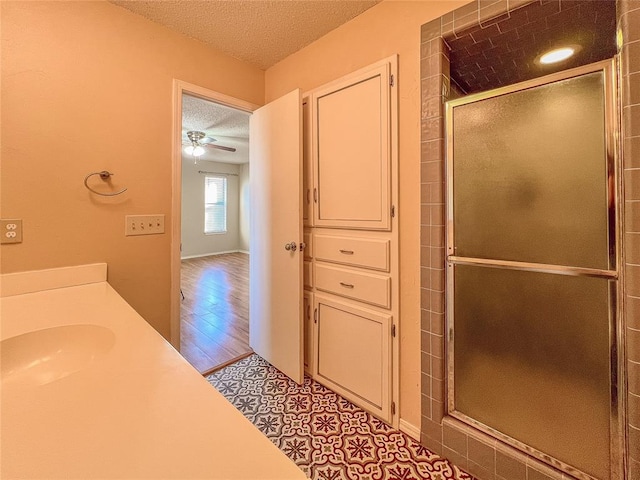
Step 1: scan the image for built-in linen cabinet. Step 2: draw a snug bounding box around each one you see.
[302,55,398,426]
[303,262,313,290]
[302,97,313,227]
[303,231,312,259]
[303,230,313,290]
[303,291,314,374]
[303,228,314,374]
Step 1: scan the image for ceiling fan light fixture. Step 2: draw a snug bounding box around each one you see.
[184,145,205,157]
[183,130,237,154]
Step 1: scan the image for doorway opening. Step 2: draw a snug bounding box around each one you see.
[172,82,305,387]
[170,81,258,374]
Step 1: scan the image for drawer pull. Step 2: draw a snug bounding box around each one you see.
[339,249,354,255]
[339,282,355,289]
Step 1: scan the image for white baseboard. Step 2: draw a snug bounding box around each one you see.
[399,419,420,440]
[181,250,243,260]
[238,250,249,255]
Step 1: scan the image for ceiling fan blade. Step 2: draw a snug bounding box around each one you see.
[203,143,236,153]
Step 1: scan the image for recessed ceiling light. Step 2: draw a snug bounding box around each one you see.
[538,47,577,65]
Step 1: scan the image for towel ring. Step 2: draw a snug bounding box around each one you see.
[84,171,128,197]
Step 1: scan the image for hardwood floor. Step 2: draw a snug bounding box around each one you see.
[180,252,252,374]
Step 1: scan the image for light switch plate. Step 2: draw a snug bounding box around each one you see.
[1,219,23,244]
[125,215,165,236]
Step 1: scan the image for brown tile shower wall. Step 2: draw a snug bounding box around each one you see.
[621,2,640,479]
[420,31,447,454]
[419,1,638,479]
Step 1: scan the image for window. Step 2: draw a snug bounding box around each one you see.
[204,176,227,234]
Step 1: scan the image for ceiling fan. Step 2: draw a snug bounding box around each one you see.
[183,130,236,156]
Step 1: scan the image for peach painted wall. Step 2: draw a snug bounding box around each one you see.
[265,0,470,429]
[0,1,264,338]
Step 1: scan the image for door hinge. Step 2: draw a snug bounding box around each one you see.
[390,74,395,87]
[314,307,318,324]
[391,324,396,337]
[449,328,453,341]
[391,401,396,415]
[314,188,318,203]
[391,205,396,218]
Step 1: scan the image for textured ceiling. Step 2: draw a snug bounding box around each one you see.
[182,94,250,165]
[109,0,381,70]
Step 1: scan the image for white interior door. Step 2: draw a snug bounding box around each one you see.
[249,89,303,384]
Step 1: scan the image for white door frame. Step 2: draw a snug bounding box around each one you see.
[170,80,259,350]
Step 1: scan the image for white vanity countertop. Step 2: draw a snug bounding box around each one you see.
[1,274,306,479]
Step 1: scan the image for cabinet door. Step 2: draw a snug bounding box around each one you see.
[303,291,314,374]
[302,97,313,226]
[314,294,392,422]
[312,62,391,230]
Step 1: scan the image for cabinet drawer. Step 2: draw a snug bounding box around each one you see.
[303,232,313,259]
[315,263,390,309]
[304,261,313,289]
[314,234,389,272]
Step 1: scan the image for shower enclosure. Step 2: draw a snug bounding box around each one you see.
[446,60,621,480]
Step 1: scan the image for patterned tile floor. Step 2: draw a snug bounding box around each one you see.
[206,355,473,480]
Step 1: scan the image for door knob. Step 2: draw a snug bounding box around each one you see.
[284,241,297,252]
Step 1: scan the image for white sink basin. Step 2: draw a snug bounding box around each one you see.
[1,324,115,387]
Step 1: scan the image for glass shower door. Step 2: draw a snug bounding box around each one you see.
[446,61,618,480]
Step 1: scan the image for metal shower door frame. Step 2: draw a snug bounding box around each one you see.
[444,59,624,480]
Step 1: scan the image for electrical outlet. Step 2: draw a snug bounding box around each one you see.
[125,215,165,236]
[1,219,23,244]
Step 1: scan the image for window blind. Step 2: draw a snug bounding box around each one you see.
[204,176,227,234]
